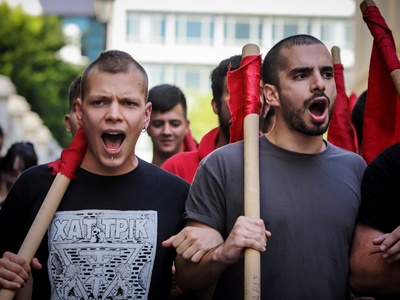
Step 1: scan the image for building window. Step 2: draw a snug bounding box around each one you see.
[224,16,262,46]
[126,12,166,43]
[321,19,351,48]
[272,17,312,43]
[175,15,214,45]
[174,65,211,94]
[143,64,166,87]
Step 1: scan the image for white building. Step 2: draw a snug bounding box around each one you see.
[3,0,400,161]
[109,0,355,94]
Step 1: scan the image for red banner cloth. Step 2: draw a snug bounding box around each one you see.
[327,63,358,153]
[362,5,400,164]
[227,54,262,143]
[182,128,198,151]
[48,126,87,179]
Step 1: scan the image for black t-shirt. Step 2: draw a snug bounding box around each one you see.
[358,142,400,300]
[358,142,400,233]
[0,158,189,299]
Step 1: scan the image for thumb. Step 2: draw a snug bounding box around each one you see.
[161,235,176,248]
[31,257,43,270]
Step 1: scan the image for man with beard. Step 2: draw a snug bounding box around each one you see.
[164,34,367,300]
[161,55,242,183]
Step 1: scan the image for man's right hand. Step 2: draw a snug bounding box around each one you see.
[0,252,41,290]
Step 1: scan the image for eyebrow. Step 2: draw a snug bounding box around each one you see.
[288,65,334,76]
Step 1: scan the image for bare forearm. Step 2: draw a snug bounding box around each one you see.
[350,223,400,297]
[175,246,227,292]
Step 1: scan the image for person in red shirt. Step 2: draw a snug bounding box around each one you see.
[161,55,242,183]
[146,84,197,167]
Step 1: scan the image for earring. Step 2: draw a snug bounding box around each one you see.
[141,126,147,133]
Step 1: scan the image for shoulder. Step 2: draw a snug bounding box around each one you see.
[19,163,54,181]
[327,142,366,166]
[363,142,400,180]
[161,150,199,169]
[139,158,190,188]
[369,142,400,167]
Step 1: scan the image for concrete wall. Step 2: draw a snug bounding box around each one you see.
[0,75,63,164]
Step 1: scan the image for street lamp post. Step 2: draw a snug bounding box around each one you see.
[94,0,115,50]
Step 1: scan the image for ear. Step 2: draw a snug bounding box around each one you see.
[211,99,218,115]
[64,114,72,133]
[76,98,83,127]
[263,84,279,107]
[261,102,271,118]
[144,102,152,128]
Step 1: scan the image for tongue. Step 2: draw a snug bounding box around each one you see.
[104,135,122,150]
[309,110,326,122]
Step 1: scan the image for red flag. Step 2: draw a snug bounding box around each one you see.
[327,62,358,153]
[227,54,262,143]
[48,126,87,179]
[361,3,400,164]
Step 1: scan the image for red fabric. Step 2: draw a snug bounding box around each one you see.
[182,127,198,152]
[349,93,357,111]
[161,127,220,183]
[227,54,262,143]
[327,63,358,153]
[362,5,400,164]
[48,126,87,179]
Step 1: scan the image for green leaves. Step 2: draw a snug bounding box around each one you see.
[0,2,83,148]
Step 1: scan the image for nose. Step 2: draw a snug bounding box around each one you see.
[161,123,173,135]
[106,101,123,122]
[311,72,326,92]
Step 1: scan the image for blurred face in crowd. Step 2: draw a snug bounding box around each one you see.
[147,103,189,159]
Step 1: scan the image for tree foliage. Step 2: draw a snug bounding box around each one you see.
[0,3,84,148]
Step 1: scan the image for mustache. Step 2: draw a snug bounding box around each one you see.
[304,92,330,106]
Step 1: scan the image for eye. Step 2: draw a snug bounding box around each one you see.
[92,100,104,106]
[124,100,136,107]
[170,121,183,128]
[294,73,307,80]
[323,71,334,79]
[151,121,164,128]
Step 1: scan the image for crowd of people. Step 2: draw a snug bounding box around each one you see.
[0,32,399,300]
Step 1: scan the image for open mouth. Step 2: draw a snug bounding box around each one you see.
[308,99,327,117]
[102,132,125,151]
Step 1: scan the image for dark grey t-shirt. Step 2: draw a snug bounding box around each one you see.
[185,136,366,300]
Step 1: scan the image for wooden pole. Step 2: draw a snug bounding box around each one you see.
[360,0,400,97]
[242,43,261,300]
[0,174,71,300]
[331,46,341,65]
[0,127,86,300]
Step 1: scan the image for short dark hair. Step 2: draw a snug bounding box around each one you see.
[262,34,324,88]
[351,90,367,148]
[68,76,81,111]
[210,54,242,111]
[148,84,187,117]
[2,142,38,189]
[81,50,148,101]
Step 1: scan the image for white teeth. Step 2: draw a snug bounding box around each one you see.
[111,156,114,160]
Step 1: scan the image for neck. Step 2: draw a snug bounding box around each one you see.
[266,127,326,154]
[215,130,229,149]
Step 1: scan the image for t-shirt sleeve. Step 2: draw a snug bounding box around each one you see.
[184,156,227,234]
[358,145,400,233]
